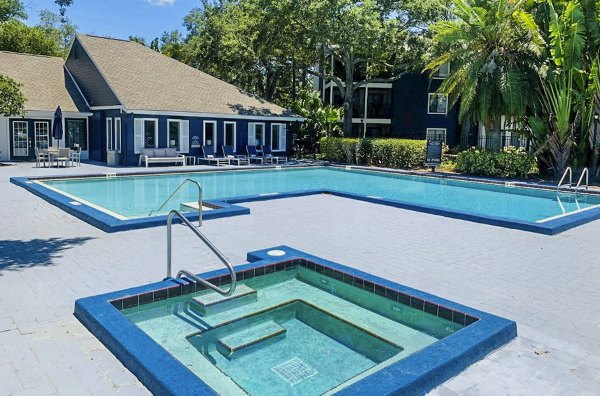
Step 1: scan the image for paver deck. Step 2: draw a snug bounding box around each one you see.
[0,162,599,395]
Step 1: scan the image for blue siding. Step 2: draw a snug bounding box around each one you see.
[93,113,293,166]
[392,73,460,145]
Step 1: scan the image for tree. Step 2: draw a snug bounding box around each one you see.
[301,0,407,134]
[0,0,26,22]
[0,75,26,116]
[128,35,147,46]
[293,88,343,138]
[54,0,74,21]
[427,0,542,152]
[37,9,77,55]
[0,19,62,55]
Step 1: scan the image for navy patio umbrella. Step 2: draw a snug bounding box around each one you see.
[52,106,63,141]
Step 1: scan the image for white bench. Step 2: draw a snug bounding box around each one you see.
[139,148,186,167]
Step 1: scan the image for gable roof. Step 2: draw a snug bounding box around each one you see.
[75,35,295,118]
[0,51,89,113]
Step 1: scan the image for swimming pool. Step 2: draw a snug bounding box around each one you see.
[75,246,517,395]
[12,166,600,234]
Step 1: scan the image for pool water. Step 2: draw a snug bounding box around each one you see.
[41,167,600,222]
[123,267,463,395]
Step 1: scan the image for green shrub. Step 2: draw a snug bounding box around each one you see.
[456,147,538,178]
[319,137,426,169]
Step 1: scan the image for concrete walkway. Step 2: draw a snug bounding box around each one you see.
[0,162,598,395]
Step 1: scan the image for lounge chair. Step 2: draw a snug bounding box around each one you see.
[222,146,250,165]
[199,146,229,166]
[246,145,271,164]
[262,145,287,164]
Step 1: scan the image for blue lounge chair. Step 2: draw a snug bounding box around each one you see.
[222,146,250,165]
[246,145,271,164]
[262,145,287,164]
[199,146,229,166]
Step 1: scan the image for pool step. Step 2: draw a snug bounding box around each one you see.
[180,202,213,212]
[190,285,257,315]
[217,320,286,360]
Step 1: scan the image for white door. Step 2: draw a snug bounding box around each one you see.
[34,121,50,150]
[12,121,28,157]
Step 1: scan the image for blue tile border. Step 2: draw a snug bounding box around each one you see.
[11,166,600,234]
[74,246,517,396]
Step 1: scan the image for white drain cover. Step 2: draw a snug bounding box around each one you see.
[271,357,317,386]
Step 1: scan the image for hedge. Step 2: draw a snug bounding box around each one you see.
[456,147,538,178]
[320,137,426,169]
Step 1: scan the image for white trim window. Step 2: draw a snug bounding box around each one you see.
[34,121,50,150]
[270,123,287,151]
[426,128,447,143]
[203,120,217,148]
[168,119,190,153]
[224,121,236,151]
[428,93,448,115]
[432,63,450,79]
[133,118,159,153]
[248,122,265,146]
[106,118,113,151]
[106,118,122,152]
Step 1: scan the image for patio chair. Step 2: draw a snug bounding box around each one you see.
[222,146,250,165]
[34,147,49,168]
[246,145,271,165]
[70,146,82,167]
[262,145,287,164]
[56,148,71,167]
[199,146,229,166]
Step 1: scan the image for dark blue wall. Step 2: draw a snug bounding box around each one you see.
[90,112,293,166]
[392,73,460,145]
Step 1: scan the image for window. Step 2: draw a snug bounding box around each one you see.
[144,119,158,148]
[34,121,50,150]
[271,123,287,151]
[168,120,180,149]
[203,121,217,148]
[106,118,113,150]
[433,63,450,79]
[426,128,447,143]
[66,119,88,150]
[224,122,236,151]
[248,123,265,146]
[106,118,122,152]
[114,118,121,152]
[428,93,448,114]
[12,121,28,157]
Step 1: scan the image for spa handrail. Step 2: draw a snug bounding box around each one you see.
[575,168,589,192]
[556,167,572,191]
[166,210,236,296]
[150,178,203,226]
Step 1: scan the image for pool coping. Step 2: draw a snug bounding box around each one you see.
[74,246,517,396]
[11,165,600,235]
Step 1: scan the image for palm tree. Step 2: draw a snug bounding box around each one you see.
[427,0,543,151]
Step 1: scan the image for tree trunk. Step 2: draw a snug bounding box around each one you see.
[460,118,471,148]
[490,118,503,152]
[342,55,355,136]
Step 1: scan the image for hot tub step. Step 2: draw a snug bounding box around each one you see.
[190,285,257,315]
[217,320,286,360]
[180,202,213,212]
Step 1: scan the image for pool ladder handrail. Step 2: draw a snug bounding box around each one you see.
[575,168,589,192]
[167,210,237,296]
[556,167,573,192]
[150,178,203,227]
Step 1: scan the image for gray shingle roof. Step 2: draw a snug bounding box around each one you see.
[76,35,295,118]
[0,51,89,113]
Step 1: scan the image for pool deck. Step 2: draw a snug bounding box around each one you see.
[0,162,599,395]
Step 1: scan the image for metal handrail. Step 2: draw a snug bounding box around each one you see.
[575,168,589,192]
[150,179,203,226]
[167,210,236,296]
[556,167,572,191]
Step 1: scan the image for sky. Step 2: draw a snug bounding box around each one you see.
[25,0,200,40]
